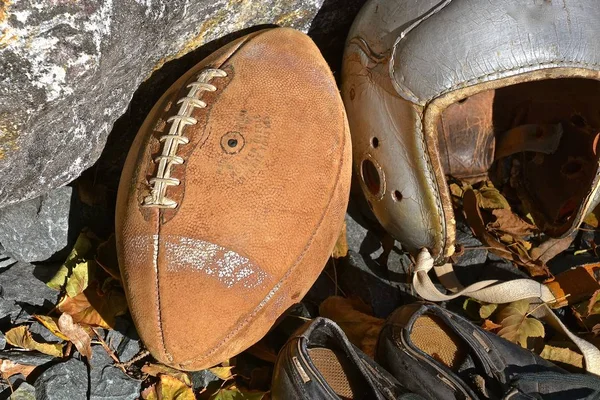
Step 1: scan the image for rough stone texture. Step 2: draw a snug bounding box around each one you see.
[104,317,140,363]
[29,321,63,344]
[0,350,56,367]
[0,187,72,262]
[0,0,324,207]
[90,345,141,400]
[35,358,88,400]
[0,261,61,324]
[10,382,36,400]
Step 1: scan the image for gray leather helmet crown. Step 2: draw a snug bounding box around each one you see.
[342,0,600,263]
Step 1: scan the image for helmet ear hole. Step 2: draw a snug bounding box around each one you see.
[361,158,384,198]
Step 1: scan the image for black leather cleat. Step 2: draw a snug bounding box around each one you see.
[272,317,422,400]
[377,302,600,399]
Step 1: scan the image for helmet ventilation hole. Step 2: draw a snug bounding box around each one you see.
[371,137,379,148]
[392,190,403,202]
[361,158,382,197]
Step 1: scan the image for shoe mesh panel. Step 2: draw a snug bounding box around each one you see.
[409,314,467,370]
[308,347,362,400]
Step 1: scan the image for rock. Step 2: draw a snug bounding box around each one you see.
[0,350,56,367]
[0,187,73,262]
[10,382,36,400]
[104,318,140,363]
[35,358,88,400]
[0,262,61,324]
[0,331,6,350]
[29,322,63,344]
[190,369,220,391]
[90,345,141,400]
[0,0,325,207]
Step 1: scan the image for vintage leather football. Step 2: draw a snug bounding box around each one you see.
[115,28,351,370]
[342,0,600,263]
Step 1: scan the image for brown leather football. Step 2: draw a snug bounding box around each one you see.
[115,28,351,370]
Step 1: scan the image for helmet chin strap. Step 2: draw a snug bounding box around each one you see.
[412,247,600,376]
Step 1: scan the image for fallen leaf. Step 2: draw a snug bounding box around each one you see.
[5,326,63,357]
[588,290,600,316]
[209,366,234,381]
[142,374,195,400]
[464,189,549,277]
[476,183,511,210]
[530,234,576,263]
[142,364,191,387]
[540,345,583,369]
[479,303,498,319]
[33,315,69,341]
[57,313,92,359]
[449,183,465,198]
[592,324,600,337]
[481,320,502,331]
[210,384,266,400]
[0,359,36,379]
[496,300,545,348]
[489,209,537,237]
[96,235,121,281]
[319,296,384,358]
[66,261,94,298]
[332,221,348,259]
[47,233,93,291]
[58,281,128,329]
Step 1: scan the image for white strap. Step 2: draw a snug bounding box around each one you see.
[412,248,600,375]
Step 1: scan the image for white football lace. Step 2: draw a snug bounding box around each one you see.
[143,68,228,209]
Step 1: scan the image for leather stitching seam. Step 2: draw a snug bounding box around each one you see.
[399,60,600,105]
[415,105,446,260]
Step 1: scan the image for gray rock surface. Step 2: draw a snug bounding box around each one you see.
[0,0,324,207]
[104,318,140,363]
[10,382,36,400]
[0,187,72,262]
[0,350,56,367]
[0,261,60,323]
[90,345,141,400]
[35,358,88,400]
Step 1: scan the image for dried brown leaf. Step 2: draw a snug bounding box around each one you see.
[489,209,537,237]
[319,296,384,358]
[0,359,36,379]
[57,313,92,359]
[530,234,576,263]
[58,281,127,329]
[481,319,502,331]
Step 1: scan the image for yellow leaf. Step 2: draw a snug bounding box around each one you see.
[141,363,192,387]
[481,319,502,331]
[210,384,266,400]
[209,366,234,381]
[319,296,384,358]
[540,345,583,369]
[476,183,510,210]
[5,326,63,357]
[58,281,127,329]
[584,211,599,228]
[66,261,93,298]
[57,313,92,359]
[47,233,93,291]
[479,303,498,319]
[496,300,545,348]
[142,374,195,400]
[332,221,348,259]
[33,315,69,341]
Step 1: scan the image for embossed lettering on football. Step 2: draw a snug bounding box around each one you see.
[115,28,351,370]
